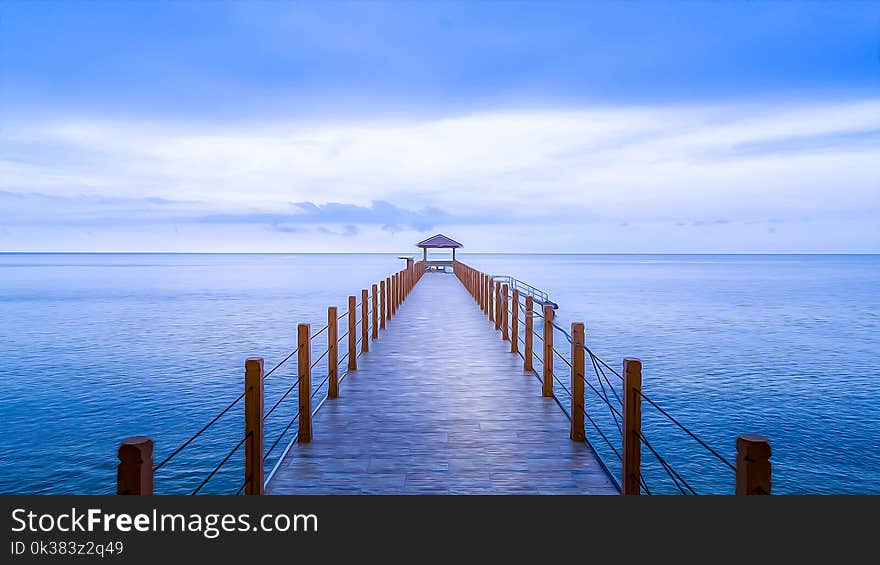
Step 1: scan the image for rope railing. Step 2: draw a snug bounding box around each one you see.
[545,316,734,492]
[263,347,300,380]
[263,407,303,463]
[118,261,426,496]
[452,258,765,496]
[263,375,304,421]
[636,387,736,473]
[191,435,247,495]
[152,391,245,472]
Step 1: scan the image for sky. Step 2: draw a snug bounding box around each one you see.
[1,1,878,253]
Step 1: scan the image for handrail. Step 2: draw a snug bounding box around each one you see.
[152,342,300,473]
[124,260,425,496]
[456,258,741,495]
[491,275,558,308]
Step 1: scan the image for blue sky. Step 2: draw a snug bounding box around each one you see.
[1,1,878,252]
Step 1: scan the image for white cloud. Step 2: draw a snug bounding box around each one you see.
[1,99,879,251]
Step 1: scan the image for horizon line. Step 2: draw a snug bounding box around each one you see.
[1,251,878,256]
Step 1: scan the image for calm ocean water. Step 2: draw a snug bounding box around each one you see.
[0,253,877,494]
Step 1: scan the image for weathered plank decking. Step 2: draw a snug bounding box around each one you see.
[266,271,617,494]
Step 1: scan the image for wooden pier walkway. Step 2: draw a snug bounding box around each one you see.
[117,238,771,496]
[265,272,617,495]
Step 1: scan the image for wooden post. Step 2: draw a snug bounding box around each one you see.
[511,289,519,352]
[297,324,312,443]
[117,436,153,495]
[379,280,386,330]
[328,307,338,399]
[371,284,379,340]
[736,434,772,495]
[524,296,534,372]
[488,277,494,322]
[482,274,487,313]
[389,275,395,316]
[244,357,264,495]
[570,323,585,441]
[542,305,554,397]
[361,289,369,353]
[495,282,502,331]
[385,277,391,320]
[392,274,398,314]
[622,358,642,495]
[501,284,510,341]
[348,296,357,371]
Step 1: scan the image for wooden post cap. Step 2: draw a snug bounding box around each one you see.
[736,434,771,460]
[118,436,153,463]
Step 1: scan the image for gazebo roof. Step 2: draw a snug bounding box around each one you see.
[416,234,463,249]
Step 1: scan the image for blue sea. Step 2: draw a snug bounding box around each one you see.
[0,253,877,494]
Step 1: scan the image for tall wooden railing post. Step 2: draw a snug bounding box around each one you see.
[297,324,312,443]
[736,434,772,495]
[328,306,339,399]
[117,436,154,495]
[570,323,585,441]
[348,296,357,371]
[361,289,369,353]
[488,277,494,322]
[622,358,642,495]
[386,277,392,321]
[244,357,264,495]
[542,305,554,397]
[501,284,510,341]
[524,296,534,372]
[390,275,395,316]
[379,280,386,330]
[482,274,487,313]
[495,281,502,331]
[511,289,519,353]
[371,284,379,340]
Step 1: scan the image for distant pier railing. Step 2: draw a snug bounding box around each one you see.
[117,261,426,495]
[452,260,772,495]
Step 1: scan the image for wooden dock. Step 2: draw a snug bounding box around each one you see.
[266,272,617,494]
[116,236,772,496]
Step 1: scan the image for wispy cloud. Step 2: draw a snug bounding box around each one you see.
[317,224,359,237]
[197,200,464,232]
[1,99,878,251]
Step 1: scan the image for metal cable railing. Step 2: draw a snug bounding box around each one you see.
[263,347,300,380]
[264,407,303,463]
[469,261,736,495]
[122,266,423,496]
[152,392,244,472]
[191,435,247,495]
